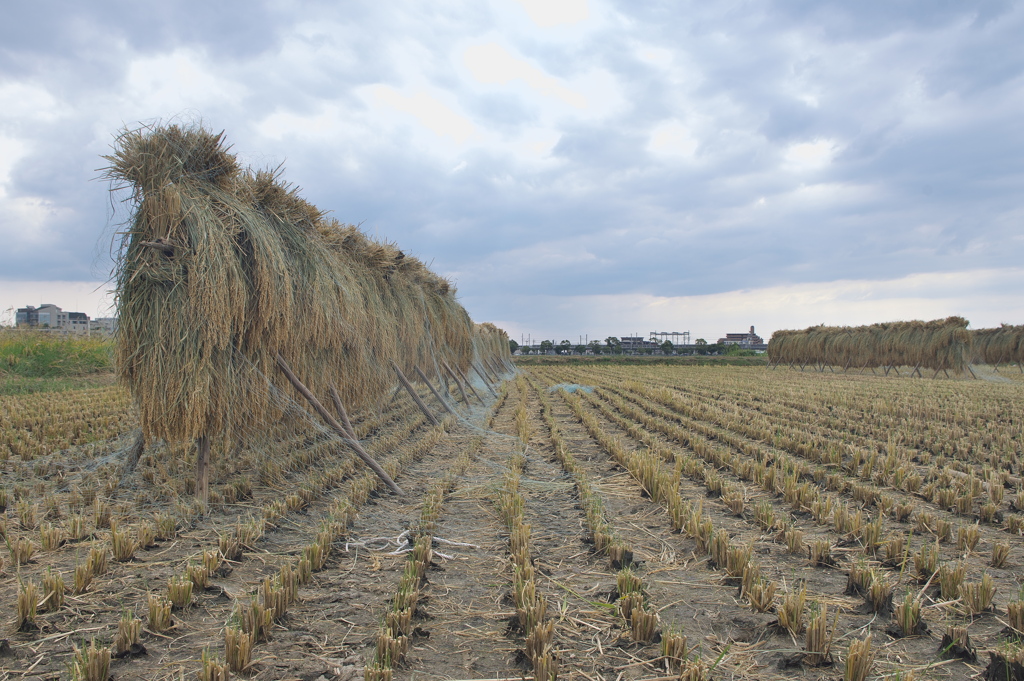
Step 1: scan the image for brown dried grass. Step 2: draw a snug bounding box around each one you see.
[768,317,972,373]
[105,123,510,455]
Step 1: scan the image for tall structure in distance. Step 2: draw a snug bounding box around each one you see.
[718,325,764,347]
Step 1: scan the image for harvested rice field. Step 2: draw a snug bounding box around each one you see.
[4,364,1024,681]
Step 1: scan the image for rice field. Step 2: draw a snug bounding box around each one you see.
[3,364,1024,680]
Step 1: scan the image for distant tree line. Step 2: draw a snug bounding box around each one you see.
[509,337,749,356]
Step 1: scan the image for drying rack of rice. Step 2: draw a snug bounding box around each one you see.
[767,317,972,377]
[105,123,511,501]
[972,324,1024,372]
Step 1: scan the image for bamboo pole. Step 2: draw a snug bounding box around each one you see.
[455,362,486,405]
[275,353,403,496]
[488,356,504,380]
[414,365,455,415]
[196,435,210,509]
[442,361,470,405]
[118,430,146,488]
[472,362,499,397]
[328,385,357,439]
[485,356,503,381]
[447,360,484,406]
[393,363,441,426]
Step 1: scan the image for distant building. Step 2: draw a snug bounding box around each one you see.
[67,312,90,334]
[15,306,38,327]
[620,336,660,352]
[15,304,91,333]
[91,317,118,335]
[718,325,765,347]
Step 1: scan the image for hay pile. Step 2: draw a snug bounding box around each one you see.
[767,317,972,373]
[972,325,1024,366]
[474,322,513,373]
[106,123,508,447]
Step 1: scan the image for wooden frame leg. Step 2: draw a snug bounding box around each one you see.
[415,365,455,415]
[442,361,469,405]
[472,362,499,397]
[394,363,441,426]
[276,352,404,495]
[196,435,210,509]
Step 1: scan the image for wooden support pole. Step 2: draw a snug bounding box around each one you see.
[393,363,441,426]
[442,361,470,405]
[448,358,483,405]
[912,364,922,378]
[196,435,210,509]
[967,365,978,380]
[119,429,146,487]
[472,362,499,397]
[328,385,357,439]
[275,352,404,496]
[453,362,486,406]
[139,239,179,255]
[414,365,455,415]
[485,356,503,381]
[1018,361,1023,374]
[932,368,941,379]
[475,359,495,384]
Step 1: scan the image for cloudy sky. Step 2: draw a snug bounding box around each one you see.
[2,0,1023,343]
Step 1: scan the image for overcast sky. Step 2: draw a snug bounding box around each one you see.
[2,0,1022,343]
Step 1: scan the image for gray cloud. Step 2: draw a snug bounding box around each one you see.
[1,0,1023,336]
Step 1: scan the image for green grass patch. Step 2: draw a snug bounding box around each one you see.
[0,330,114,379]
[0,373,117,396]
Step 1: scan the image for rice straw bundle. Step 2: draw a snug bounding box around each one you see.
[767,317,971,374]
[105,123,509,451]
[972,325,1024,367]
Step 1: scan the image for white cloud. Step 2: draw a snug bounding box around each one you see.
[0,136,31,196]
[369,86,477,144]
[513,0,589,28]
[783,139,839,171]
[636,45,673,69]
[1,197,76,246]
[463,42,588,109]
[0,82,69,122]
[647,120,699,159]
[518,128,562,158]
[121,49,247,115]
